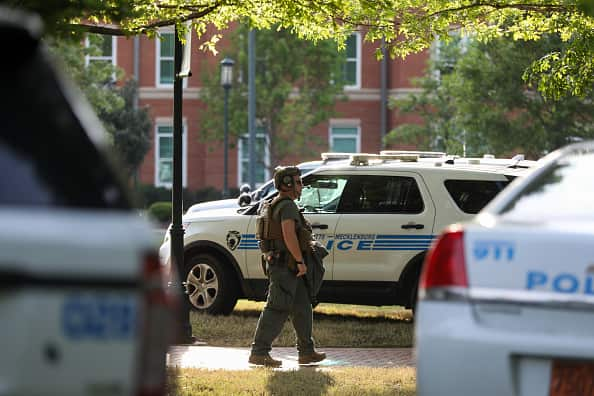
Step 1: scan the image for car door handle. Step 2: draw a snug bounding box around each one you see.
[312,224,329,230]
[401,223,424,230]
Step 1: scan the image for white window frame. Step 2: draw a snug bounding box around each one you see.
[431,31,470,81]
[344,32,361,89]
[156,29,188,88]
[328,124,361,153]
[84,34,117,67]
[237,131,271,188]
[154,122,187,188]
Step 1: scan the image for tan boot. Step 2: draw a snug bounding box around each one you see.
[298,351,326,365]
[248,353,282,367]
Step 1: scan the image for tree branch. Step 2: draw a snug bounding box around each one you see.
[428,2,571,18]
[68,3,222,36]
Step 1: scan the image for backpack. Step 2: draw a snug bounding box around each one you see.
[255,196,291,253]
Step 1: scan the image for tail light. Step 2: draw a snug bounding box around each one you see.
[136,251,178,396]
[419,225,468,295]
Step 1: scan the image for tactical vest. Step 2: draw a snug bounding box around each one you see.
[255,196,291,253]
[255,196,313,253]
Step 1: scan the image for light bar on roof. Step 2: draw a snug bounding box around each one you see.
[350,154,379,166]
[350,153,420,165]
[321,152,356,161]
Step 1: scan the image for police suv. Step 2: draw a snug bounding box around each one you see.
[160,151,536,314]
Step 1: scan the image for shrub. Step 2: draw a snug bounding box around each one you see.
[148,201,172,223]
[134,184,228,211]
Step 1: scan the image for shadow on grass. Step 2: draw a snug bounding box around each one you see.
[266,367,335,396]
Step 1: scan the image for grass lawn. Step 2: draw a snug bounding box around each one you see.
[168,366,416,395]
[190,300,414,348]
[170,301,417,394]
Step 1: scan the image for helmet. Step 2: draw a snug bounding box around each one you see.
[273,166,301,189]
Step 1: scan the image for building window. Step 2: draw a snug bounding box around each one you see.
[330,126,360,153]
[155,124,186,187]
[85,34,117,66]
[343,33,360,88]
[238,130,270,187]
[156,32,175,86]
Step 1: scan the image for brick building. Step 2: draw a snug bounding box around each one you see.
[89,29,427,193]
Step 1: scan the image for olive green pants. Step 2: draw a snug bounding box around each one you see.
[251,262,314,356]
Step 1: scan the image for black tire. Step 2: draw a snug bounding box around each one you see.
[406,253,425,317]
[410,277,419,316]
[184,253,238,315]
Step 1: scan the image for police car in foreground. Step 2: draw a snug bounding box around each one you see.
[160,151,535,315]
[416,140,594,396]
[1,8,175,396]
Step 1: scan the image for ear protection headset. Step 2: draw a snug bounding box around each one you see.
[273,166,301,189]
[282,174,294,188]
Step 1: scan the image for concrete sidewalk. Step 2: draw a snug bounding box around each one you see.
[167,345,415,371]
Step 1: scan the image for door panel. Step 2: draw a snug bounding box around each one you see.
[297,174,348,280]
[331,172,436,282]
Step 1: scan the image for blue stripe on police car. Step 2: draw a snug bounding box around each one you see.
[239,234,435,251]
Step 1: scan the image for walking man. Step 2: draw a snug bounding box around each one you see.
[248,166,326,367]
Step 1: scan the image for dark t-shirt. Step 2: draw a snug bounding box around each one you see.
[272,198,302,252]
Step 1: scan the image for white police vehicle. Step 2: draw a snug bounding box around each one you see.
[0,8,175,395]
[161,150,535,315]
[185,153,353,213]
[416,140,594,395]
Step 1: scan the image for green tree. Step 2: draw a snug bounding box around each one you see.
[46,35,124,118]
[198,25,346,171]
[99,79,152,179]
[384,38,467,156]
[47,36,152,177]
[6,0,593,100]
[386,35,594,157]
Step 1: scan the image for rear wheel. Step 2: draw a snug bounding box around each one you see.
[184,253,238,315]
[405,254,425,317]
[410,277,419,316]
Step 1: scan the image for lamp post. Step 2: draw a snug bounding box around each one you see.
[220,57,234,198]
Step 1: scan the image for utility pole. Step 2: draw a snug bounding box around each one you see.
[248,29,256,189]
[171,24,193,343]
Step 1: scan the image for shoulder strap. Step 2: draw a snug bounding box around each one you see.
[270,196,292,216]
[271,195,292,207]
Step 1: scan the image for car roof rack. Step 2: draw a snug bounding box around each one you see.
[443,153,535,168]
[380,150,446,158]
[350,153,419,166]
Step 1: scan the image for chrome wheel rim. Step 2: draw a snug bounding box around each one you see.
[186,262,219,310]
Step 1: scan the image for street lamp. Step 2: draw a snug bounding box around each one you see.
[220,57,234,198]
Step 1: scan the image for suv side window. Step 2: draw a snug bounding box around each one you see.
[338,175,424,214]
[444,179,509,214]
[298,175,348,213]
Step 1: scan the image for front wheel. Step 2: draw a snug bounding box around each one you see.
[184,253,238,315]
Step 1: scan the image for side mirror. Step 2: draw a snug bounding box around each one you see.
[238,192,252,207]
[238,183,251,196]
